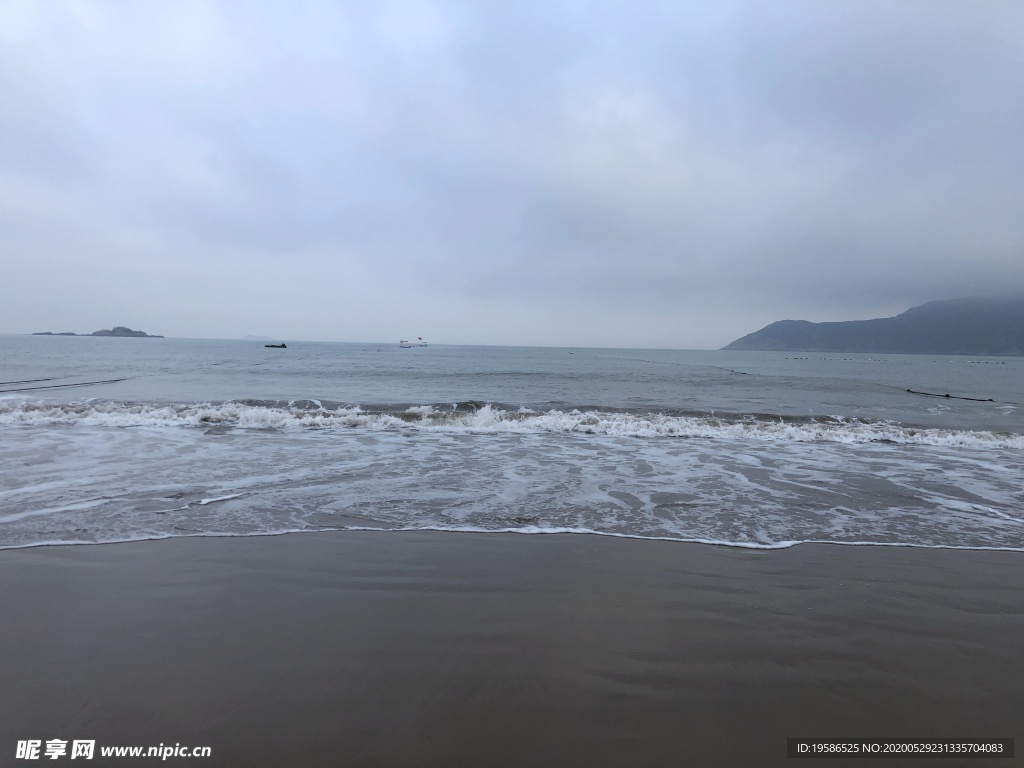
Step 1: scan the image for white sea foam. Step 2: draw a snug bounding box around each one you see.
[2,417,1022,552]
[2,399,1022,448]
[198,493,245,506]
[0,498,109,524]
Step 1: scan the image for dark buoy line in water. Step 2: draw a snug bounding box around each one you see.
[905,388,1001,403]
[0,377,132,394]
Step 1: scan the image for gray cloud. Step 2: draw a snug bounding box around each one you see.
[2,0,1022,347]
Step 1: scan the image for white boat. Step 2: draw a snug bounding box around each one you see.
[399,337,428,348]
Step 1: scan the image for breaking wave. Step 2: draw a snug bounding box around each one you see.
[2,399,1022,448]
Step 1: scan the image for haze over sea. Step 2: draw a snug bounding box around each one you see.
[1,335,1021,552]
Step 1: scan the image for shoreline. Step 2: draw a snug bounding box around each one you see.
[2,531,1021,766]
[5,527,1024,554]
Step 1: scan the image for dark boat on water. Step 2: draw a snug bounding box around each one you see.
[265,343,287,348]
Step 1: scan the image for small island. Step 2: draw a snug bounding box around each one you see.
[32,326,164,338]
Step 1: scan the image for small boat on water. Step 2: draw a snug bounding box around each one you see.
[399,337,428,348]
[265,343,287,348]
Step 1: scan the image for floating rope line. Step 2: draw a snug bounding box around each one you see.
[906,388,998,403]
[0,377,131,394]
[708,365,756,376]
[0,377,59,386]
[580,352,760,376]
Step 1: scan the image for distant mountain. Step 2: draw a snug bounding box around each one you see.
[722,298,1024,356]
[32,326,164,338]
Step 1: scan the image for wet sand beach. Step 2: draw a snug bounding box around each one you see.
[1,532,1021,767]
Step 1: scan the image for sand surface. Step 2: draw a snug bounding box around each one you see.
[1,532,1021,766]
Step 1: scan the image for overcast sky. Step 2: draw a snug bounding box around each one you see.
[2,1,1022,348]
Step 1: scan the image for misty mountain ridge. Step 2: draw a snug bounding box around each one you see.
[723,298,1024,356]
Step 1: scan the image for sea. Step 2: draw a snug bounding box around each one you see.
[1,335,1022,552]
